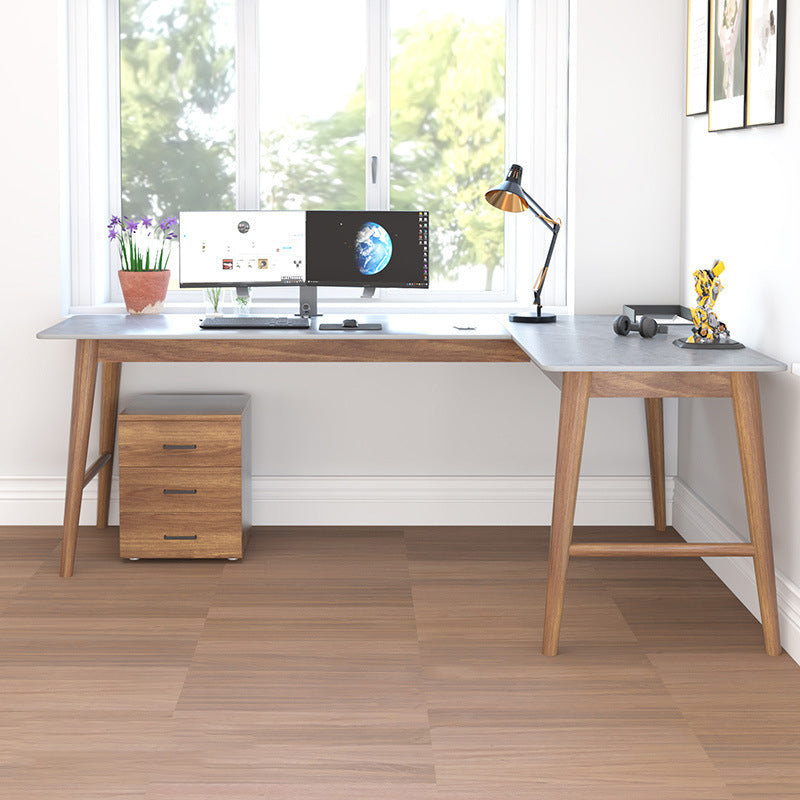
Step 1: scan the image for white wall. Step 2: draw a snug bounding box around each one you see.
[570,0,684,314]
[0,0,684,527]
[678,1,800,653]
[0,2,77,479]
[567,0,685,512]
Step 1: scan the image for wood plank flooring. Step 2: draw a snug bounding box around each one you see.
[1,524,799,799]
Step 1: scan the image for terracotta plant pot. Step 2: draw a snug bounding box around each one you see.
[118,270,171,314]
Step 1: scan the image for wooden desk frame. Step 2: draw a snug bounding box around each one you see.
[543,370,780,657]
[59,334,780,658]
[61,336,528,578]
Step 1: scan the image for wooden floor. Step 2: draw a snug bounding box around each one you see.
[1,525,800,799]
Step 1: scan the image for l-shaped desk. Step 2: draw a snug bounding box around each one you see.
[37,313,786,656]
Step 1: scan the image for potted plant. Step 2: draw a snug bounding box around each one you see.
[108,214,177,313]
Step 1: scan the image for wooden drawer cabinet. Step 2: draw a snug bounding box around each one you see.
[118,394,251,560]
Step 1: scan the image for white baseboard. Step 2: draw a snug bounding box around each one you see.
[672,478,800,666]
[0,474,673,527]
[250,475,674,527]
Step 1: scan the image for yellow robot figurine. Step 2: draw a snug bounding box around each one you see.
[687,259,730,344]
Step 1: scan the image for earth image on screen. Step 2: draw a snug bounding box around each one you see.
[354,221,393,276]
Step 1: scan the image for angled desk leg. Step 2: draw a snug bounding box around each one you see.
[543,371,592,656]
[61,339,99,578]
[96,362,121,528]
[644,398,667,531]
[730,372,781,655]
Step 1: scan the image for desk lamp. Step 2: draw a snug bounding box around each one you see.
[485,163,561,323]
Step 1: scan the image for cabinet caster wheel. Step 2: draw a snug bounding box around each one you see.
[226,557,240,561]
[128,557,140,561]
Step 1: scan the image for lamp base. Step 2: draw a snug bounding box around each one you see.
[508,310,557,324]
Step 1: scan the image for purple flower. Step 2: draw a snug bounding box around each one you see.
[106,212,174,271]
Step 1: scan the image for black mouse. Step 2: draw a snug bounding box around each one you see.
[342,319,358,328]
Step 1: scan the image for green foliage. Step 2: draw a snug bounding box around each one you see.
[205,286,222,311]
[390,15,505,288]
[120,0,236,220]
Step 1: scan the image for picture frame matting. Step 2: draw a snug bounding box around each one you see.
[708,0,748,131]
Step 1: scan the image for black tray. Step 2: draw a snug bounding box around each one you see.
[622,304,693,324]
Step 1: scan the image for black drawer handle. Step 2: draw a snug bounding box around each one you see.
[163,534,198,541]
[162,444,197,450]
[162,489,198,495]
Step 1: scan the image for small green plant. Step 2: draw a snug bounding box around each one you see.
[234,295,249,308]
[108,214,176,271]
[205,287,222,312]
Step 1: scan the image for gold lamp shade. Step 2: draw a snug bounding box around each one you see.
[485,164,529,213]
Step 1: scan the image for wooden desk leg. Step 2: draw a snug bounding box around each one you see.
[543,371,592,656]
[61,340,99,577]
[730,372,781,656]
[645,397,667,532]
[96,362,121,529]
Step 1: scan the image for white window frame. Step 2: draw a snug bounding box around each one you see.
[65,0,569,314]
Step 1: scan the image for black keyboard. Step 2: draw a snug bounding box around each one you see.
[200,316,311,330]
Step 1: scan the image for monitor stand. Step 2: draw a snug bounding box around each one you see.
[298,285,320,318]
[296,285,382,329]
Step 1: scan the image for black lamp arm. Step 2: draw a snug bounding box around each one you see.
[532,220,561,309]
[520,187,558,232]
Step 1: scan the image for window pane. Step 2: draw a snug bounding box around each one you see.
[259,1,366,210]
[390,1,506,291]
[119,0,236,221]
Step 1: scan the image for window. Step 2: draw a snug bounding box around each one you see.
[257,1,367,213]
[119,0,237,219]
[66,0,568,309]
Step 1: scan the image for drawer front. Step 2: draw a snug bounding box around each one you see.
[118,420,241,467]
[119,467,241,513]
[120,512,244,559]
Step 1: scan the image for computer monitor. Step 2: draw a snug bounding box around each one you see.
[180,208,429,320]
[305,210,429,289]
[178,210,306,288]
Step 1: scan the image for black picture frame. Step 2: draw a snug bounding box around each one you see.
[709,0,748,131]
[746,0,786,126]
[686,0,711,115]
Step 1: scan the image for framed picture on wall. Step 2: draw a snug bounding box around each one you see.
[746,0,786,126]
[686,0,710,115]
[708,0,748,131]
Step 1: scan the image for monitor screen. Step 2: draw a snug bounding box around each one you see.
[179,210,306,287]
[305,210,428,288]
